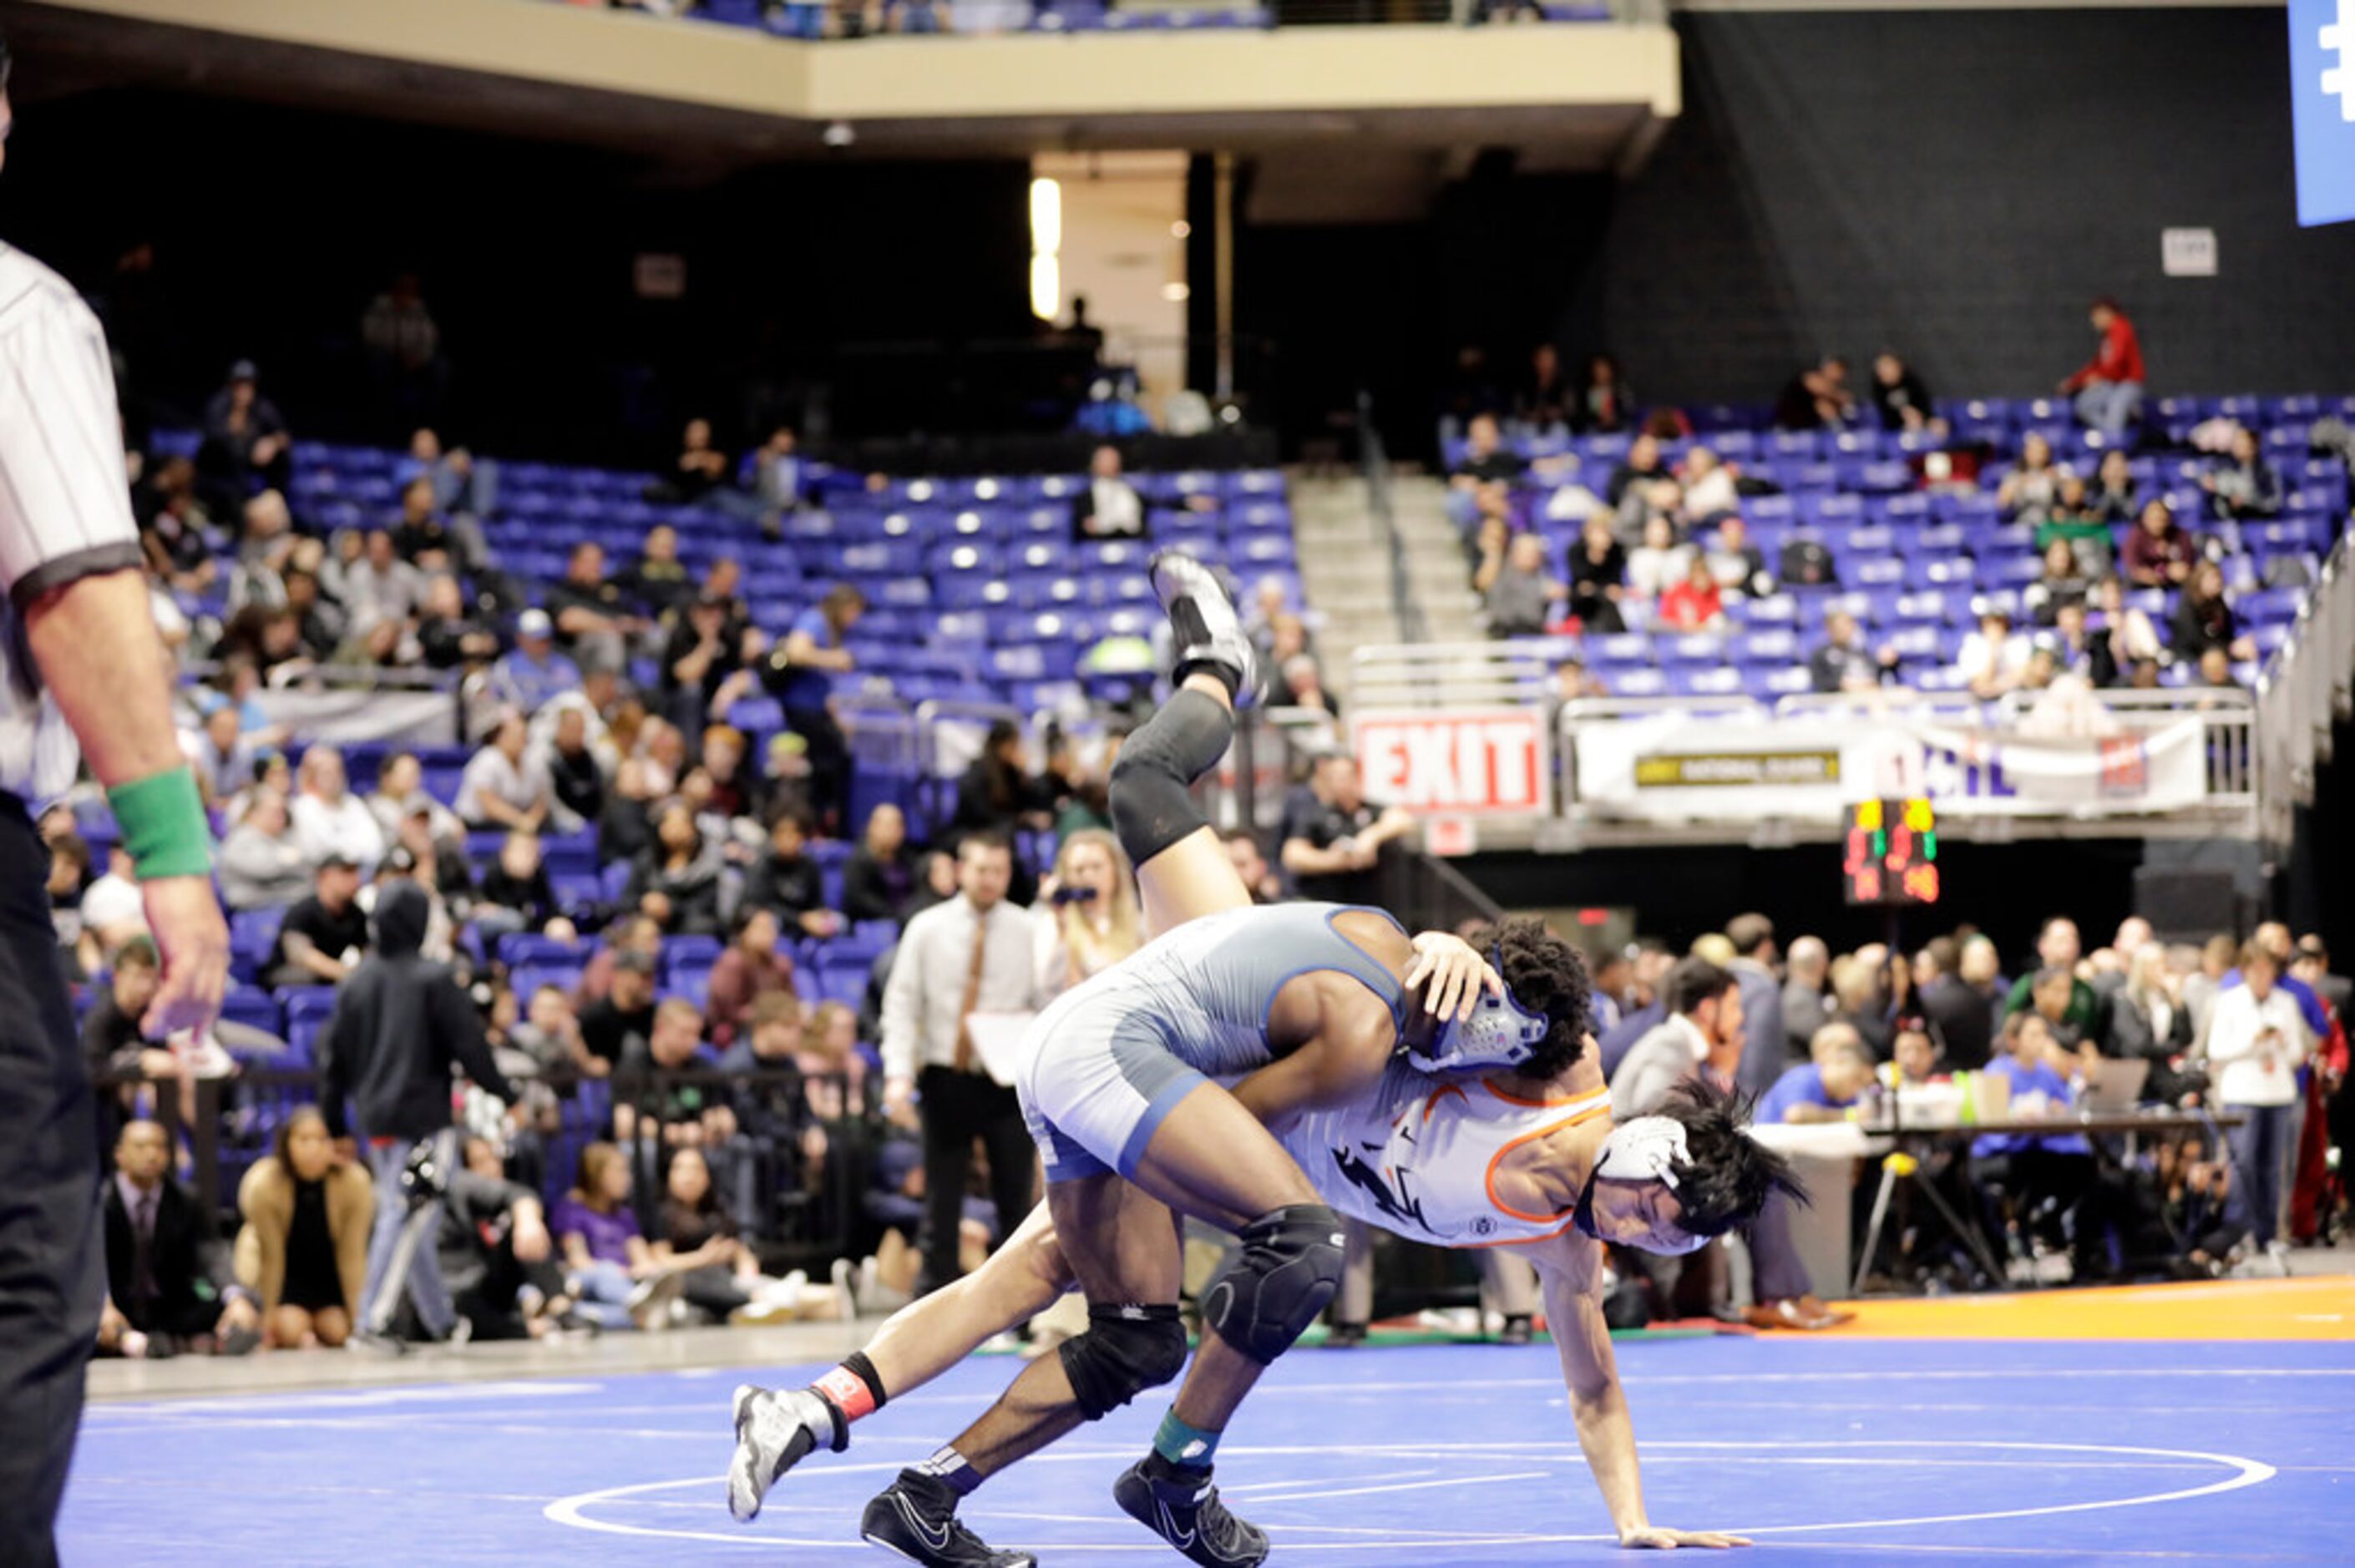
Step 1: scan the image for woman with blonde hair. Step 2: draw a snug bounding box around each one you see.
[1036,827,1142,998]
[234,1106,372,1348]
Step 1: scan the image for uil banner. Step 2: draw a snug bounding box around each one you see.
[1571,715,2208,822]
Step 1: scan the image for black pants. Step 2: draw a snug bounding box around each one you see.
[0,802,100,1568]
[785,704,851,835]
[915,1065,1036,1296]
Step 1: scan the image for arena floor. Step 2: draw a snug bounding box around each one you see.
[65,1277,2355,1565]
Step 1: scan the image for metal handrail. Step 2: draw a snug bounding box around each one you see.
[1356,388,1428,645]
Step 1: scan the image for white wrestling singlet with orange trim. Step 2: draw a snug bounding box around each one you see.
[1279,1064,1613,1248]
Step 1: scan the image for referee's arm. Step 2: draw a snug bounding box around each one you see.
[0,280,229,1039]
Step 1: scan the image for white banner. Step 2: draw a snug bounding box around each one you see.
[1354,707,1551,816]
[1573,714,2208,822]
[251,689,458,749]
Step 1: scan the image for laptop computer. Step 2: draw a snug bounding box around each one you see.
[2079,1056,2151,1112]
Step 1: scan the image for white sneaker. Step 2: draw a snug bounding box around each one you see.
[727,1384,842,1523]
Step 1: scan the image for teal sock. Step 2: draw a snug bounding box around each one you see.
[1149,1409,1222,1475]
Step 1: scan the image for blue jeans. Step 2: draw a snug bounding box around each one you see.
[568,1259,638,1331]
[2225,1102,2292,1247]
[2074,379,2142,438]
[360,1130,456,1338]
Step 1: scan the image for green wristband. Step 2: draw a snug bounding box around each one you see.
[107,766,215,881]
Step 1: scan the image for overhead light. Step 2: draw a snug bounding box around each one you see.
[1031,254,1061,322]
[822,120,855,149]
[1029,177,1062,258]
[1162,281,1190,302]
[1171,220,1192,239]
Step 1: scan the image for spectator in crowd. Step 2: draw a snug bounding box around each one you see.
[1827,950,1897,1060]
[1036,828,1141,998]
[842,802,917,925]
[1517,341,1571,433]
[319,879,516,1342]
[623,524,696,621]
[1781,934,1831,1057]
[1564,515,1628,633]
[1922,933,2003,1070]
[1774,354,1856,431]
[550,1142,681,1332]
[1973,1010,2103,1275]
[1624,513,1690,601]
[651,1146,782,1325]
[136,454,217,593]
[1603,430,1674,520]
[1657,552,1729,634]
[189,703,256,810]
[229,488,297,606]
[475,830,561,936]
[339,529,423,665]
[2059,296,2146,438]
[414,573,497,672]
[2108,942,2194,1066]
[440,1136,563,1342]
[47,832,94,980]
[2203,426,2284,520]
[390,476,460,571]
[951,719,1043,846]
[2003,917,2100,1034]
[2194,645,2241,690]
[707,906,797,1050]
[99,1120,261,1357]
[1446,413,1527,531]
[492,609,585,716]
[265,855,368,986]
[1704,514,1772,601]
[2036,476,2114,577]
[1279,653,1343,721]
[743,805,838,938]
[1223,827,1284,906]
[1072,443,1148,540]
[232,1107,371,1350]
[750,424,807,516]
[401,427,497,519]
[2205,941,2313,1263]
[580,949,661,1074]
[545,541,638,675]
[627,802,726,937]
[291,746,385,873]
[1755,1027,1876,1123]
[1869,350,1934,432]
[195,358,291,513]
[1724,913,1788,1099]
[2023,538,2093,628]
[661,417,733,506]
[81,939,177,1150]
[457,711,574,834]
[2122,498,2200,590]
[879,832,1041,1294]
[610,998,731,1146]
[1958,604,2033,701]
[1778,530,1839,590]
[2170,560,2254,666]
[1997,432,2070,524]
[218,787,312,912]
[1609,958,1745,1121]
[661,591,757,736]
[1279,751,1415,904]
[761,583,864,835]
[2086,449,2141,525]
[1571,352,1635,434]
[1808,609,1898,694]
[538,706,606,829]
[2090,574,2165,686]
[1476,530,1567,638]
[1675,445,1740,527]
[364,752,462,852]
[78,842,147,960]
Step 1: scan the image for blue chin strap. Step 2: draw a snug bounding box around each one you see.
[1403,955,1549,1074]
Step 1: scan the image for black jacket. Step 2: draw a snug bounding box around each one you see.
[103,1176,234,1336]
[319,881,514,1144]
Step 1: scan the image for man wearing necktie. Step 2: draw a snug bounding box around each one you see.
[882,832,1046,1295]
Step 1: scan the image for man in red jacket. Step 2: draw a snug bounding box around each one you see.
[2059,296,2145,438]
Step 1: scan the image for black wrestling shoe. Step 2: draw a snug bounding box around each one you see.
[859,1471,1037,1567]
[1151,549,1263,709]
[1113,1459,1269,1568]
[727,1383,843,1523]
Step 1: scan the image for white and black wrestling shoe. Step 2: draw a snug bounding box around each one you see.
[859,1470,1038,1567]
[1112,1459,1270,1568]
[1151,549,1264,708]
[727,1383,842,1523]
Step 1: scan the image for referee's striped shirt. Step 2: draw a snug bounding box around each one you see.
[0,241,145,804]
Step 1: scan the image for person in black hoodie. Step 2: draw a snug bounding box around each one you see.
[319,880,515,1343]
[741,805,838,938]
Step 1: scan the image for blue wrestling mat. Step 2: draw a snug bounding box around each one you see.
[63,1334,2352,1564]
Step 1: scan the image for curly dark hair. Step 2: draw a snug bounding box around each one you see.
[1655,1075,1807,1237]
[1458,915,1593,1080]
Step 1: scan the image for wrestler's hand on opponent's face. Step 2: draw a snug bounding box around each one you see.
[1404,932,1506,1024]
[1619,1524,1754,1550]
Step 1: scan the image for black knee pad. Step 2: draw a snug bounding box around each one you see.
[1199,1204,1346,1366]
[1108,690,1233,866]
[1059,1302,1190,1422]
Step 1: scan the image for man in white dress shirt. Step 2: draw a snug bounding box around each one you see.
[883,831,1048,1294]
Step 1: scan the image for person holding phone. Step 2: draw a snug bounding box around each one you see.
[2202,942,2313,1267]
[1035,829,1142,999]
